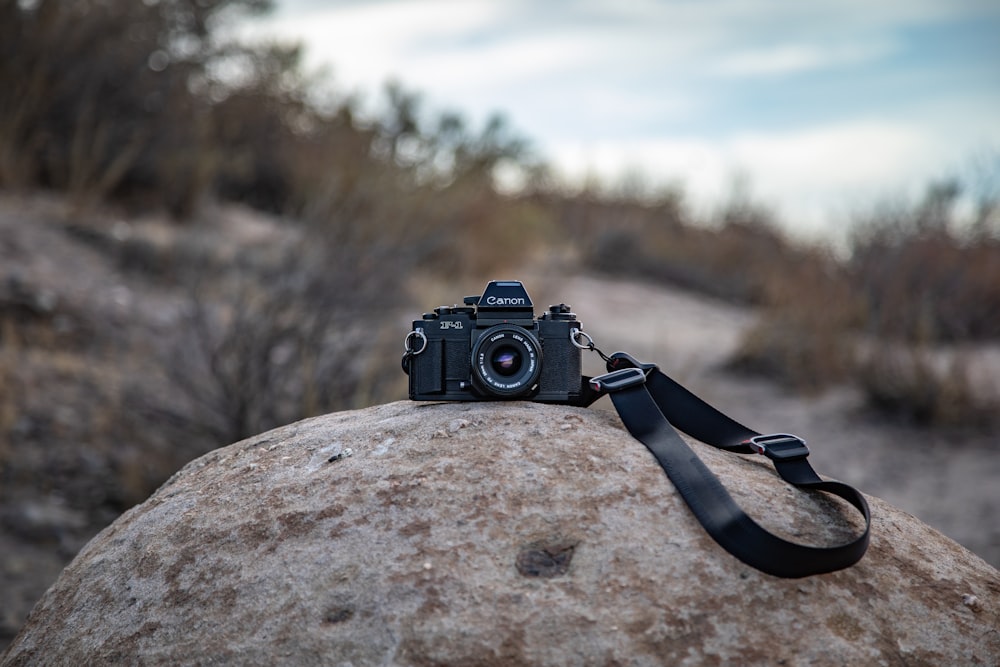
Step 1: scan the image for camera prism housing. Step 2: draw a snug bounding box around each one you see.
[404,280,585,403]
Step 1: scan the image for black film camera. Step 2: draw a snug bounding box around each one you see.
[402,280,589,403]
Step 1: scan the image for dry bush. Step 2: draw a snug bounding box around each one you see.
[165,215,410,444]
[0,1,549,274]
[558,184,819,306]
[544,181,867,390]
[726,311,857,393]
[0,348,19,471]
[726,173,1000,425]
[6,1,996,436]
[0,1,274,213]
[560,165,1000,427]
[837,177,1000,425]
[856,344,998,429]
[850,193,1000,342]
[724,242,858,390]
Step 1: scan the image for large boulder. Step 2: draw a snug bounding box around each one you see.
[3,401,998,665]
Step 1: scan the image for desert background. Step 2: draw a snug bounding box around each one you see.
[2,0,998,652]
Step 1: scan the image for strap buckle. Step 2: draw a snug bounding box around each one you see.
[743,433,810,461]
[589,367,648,393]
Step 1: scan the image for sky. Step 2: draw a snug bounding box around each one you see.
[243,0,1000,239]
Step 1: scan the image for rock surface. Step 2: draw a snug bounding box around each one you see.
[3,401,998,666]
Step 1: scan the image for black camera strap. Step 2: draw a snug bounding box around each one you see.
[587,351,870,578]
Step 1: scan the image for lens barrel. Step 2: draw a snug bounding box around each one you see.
[470,324,542,397]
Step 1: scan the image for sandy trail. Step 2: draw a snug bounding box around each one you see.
[527,272,999,568]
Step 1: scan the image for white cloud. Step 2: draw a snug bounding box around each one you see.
[545,120,969,236]
[711,41,897,77]
[731,122,931,189]
[243,0,503,94]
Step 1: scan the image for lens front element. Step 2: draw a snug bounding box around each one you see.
[491,346,522,376]
[471,325,542,397]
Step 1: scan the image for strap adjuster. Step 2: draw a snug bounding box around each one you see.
[590,367,647,393]
[744,433,810,461]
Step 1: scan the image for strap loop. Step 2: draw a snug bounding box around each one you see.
[596,353,871,578]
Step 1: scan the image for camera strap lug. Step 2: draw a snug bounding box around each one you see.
[401,328,428,375]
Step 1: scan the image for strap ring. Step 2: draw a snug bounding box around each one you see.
[570,328,595,350]
[404,329,428,355]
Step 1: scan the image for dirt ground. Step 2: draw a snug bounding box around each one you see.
[527,271,1000,570]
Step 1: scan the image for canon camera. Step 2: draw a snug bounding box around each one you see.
[402,280,588,403]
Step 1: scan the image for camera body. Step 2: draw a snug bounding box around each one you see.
[404,280,585,403]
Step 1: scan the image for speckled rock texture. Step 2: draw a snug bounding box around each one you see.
[3,401,998,666]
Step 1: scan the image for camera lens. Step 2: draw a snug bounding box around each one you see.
[491,346,522,376]
[470,324,542,398]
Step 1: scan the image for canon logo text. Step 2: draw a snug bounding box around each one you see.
[485,296,527,306]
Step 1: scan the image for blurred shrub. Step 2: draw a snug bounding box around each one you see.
[0,0,550,468]
[0,0,552,285]
[4,0,998,435]
[725,292,859,393]
[730,172,1000,424]
[568,185,819,305]
[849,180,1000,342]
[165,206,422,444]
[0,0,274,213]
[856,344,996,429]
[0,348,17,471]
[557,160,1000,425]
